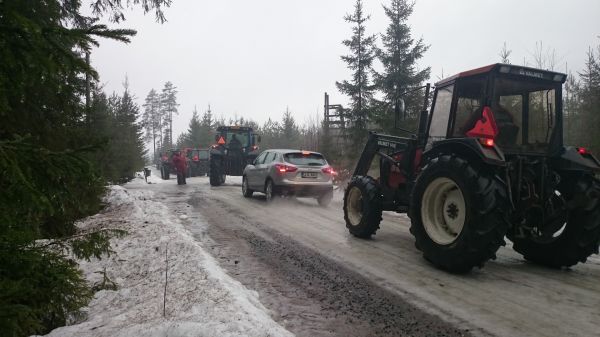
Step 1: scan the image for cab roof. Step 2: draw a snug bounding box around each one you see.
[435,63,567,87]
[216,125,254,131]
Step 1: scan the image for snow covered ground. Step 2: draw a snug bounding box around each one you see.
[44,176,293,337]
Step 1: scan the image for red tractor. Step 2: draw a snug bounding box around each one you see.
[343,64,600,273]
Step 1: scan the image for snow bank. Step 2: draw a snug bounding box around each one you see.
[44,186,292,337]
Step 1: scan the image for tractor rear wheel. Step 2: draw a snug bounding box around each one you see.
[409,155,509,273]
[343,176,382,238]
[511,175,600,268]
[210,158,223,186]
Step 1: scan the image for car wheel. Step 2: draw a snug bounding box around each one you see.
[242,176,254,198]
[265,179,276,202]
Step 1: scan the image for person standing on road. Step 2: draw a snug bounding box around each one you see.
[172,151,187,185]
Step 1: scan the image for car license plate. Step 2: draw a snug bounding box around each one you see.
[301,172,318,178]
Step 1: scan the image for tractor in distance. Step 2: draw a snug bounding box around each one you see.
[209,125,261,186]
[343,63,600,273]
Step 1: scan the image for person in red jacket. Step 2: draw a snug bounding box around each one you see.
[172,151,187,185]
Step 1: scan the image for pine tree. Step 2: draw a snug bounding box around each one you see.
[160,81,179,148]
[373,0,430,133]
[336,0,377,139]
[142,89,162,160]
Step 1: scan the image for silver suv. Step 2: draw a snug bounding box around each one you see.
[242,149,335,206]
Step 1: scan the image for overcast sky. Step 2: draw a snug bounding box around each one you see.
[91,0,600,140]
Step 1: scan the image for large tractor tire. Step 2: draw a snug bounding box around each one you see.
[209,157,224,186]
[511,175,600,268]
[343,176,383,238]
[409,155,510,273]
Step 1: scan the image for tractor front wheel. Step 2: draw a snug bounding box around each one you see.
[409,155,509,273]
[343,176,382,238]
[511,175,600,268]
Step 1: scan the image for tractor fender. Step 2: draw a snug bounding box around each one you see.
[553,146,600,172]
[424,138,506,167]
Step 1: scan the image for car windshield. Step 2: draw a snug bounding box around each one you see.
[492,77,559,152]
[284,152,327,166]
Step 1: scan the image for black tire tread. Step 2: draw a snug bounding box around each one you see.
[209,157,222,186]
[409,155,510,273]
[242,176,253,198]
[512,175,600,268]
[343,176,383,238]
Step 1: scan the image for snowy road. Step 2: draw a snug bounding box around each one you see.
[136,173,600,337]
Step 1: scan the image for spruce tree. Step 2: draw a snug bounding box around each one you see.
[280,107,300,149]
[336,0,377,140]
[373,0,430,133]
[184,107,204,147]
[0,1,171,334]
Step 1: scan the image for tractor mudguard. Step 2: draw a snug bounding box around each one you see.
[425,138,506,167]
[552,147,600,172]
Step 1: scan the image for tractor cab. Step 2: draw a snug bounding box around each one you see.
[210,126,261,186]
[428,64,566,155]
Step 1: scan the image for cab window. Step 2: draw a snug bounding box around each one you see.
[428,85,454,143]
[451,77,485,137]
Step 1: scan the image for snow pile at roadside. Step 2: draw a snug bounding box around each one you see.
[45,185,292,337]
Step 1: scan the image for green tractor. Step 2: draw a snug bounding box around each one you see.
[209,126,261,186]
[344,63,600,273]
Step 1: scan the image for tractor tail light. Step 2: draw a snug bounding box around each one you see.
[275,163,297,173]
[578,147,588,155]
[478,138,495,147]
